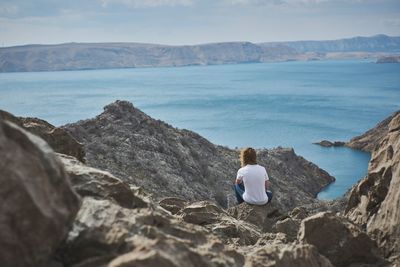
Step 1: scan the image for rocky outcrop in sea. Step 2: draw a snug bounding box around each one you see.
[313,140,345,148]
[314,110,400,152]
[346,110,400,152]
[0,101,399,266]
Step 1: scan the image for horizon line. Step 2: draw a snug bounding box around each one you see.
[1,33,399,50]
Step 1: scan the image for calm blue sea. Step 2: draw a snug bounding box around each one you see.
[1,60,399,199]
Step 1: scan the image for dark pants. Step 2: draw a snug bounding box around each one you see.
[234,183,273,204]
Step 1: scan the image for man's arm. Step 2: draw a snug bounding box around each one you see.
[235,169,243,184]
[265,180,271,190]
[265,168,270,190]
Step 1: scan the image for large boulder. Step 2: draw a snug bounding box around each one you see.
[0,119,80,267]
[177,201,262,246]
[245,243,333,267]
[179,201,227,225]
[109,235,244,267]
[58,197,147,266]
[58,197,243,266]
[228,202,286,232]
[0,109,85,162]
[210,217,262,246]
[298,212,385,267]
[58,153,148,209]
[345,113,400,263]
[274,217,300,241]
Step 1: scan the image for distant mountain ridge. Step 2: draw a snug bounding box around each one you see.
[1,34,399,72]
[263,34,400,53]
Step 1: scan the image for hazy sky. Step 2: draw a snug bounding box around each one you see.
[0,0,399,46]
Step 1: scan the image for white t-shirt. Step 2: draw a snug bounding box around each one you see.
[236,164,269,205]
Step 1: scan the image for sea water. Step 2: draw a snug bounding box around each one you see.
[1,60,399,199]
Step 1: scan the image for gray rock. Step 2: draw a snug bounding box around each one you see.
[276,244,334,267]
[290,206,309,220]
[228,202,287,232]
[210,216,262,246]
[58,153,148,209]
[346,113,400,263]
[254,232,291,247]
[299,212,385,267]
[245,243,333,267]
[313,140,345,147]
[177,200,262,245]
[159,197,188,214]
[0,119,80,267]
[179,201,227,225]
[58,197,143,265]
[58,197,243,266]
[0,109,85,162]
[108,235,244,267]
[274,217,300,241]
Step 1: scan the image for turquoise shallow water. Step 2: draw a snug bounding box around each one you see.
[1,60,399,199]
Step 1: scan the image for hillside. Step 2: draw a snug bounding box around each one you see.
[1,34,399,72]
[63,100,334,211]
[345,112,400,264]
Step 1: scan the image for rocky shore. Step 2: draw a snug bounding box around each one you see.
[346,110,400,152]
[0,101,399,267]
[314,110,400,152]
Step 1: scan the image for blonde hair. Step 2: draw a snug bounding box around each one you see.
[240,147,257,167]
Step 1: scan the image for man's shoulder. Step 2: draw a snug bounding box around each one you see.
[256,164,267,171]
[237,166,246,173]
[239,164,266,172]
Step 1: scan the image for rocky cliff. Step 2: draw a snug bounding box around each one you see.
[346,110,400,152]
[313,109,400,264]
[0,118,80,267]
[63,100,334,211]
[1,104,399,266]
[345,112,400,264]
